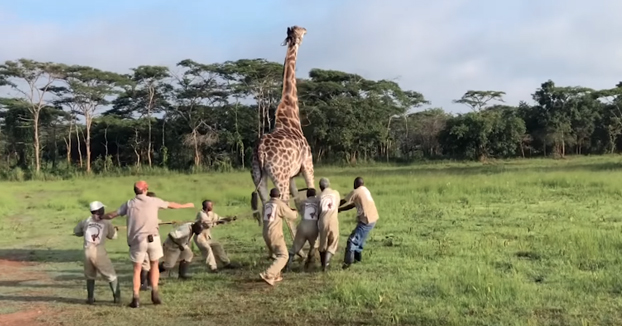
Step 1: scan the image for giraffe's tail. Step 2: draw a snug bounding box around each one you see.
[250,148,265,224]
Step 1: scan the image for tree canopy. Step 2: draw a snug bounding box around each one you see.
[0,57,620,179]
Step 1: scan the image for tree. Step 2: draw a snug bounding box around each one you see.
[219,59,282,138]
[453,90,506,112]
[172,60,228,167]
[0,59,66,172]
[109,66,171,167]
[59,66,127,173]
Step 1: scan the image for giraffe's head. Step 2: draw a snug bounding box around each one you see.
[283,25,307,47]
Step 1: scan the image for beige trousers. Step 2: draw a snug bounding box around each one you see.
[194,231,230,270]
[84,246,117,283]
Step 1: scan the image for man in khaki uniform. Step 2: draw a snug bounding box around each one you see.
[139,191,160,291]
[339,177,379,269]
[194,200,236,272]
[158,221,204,279]
[286,188,320,271]
[317,178,340,271]
[265,191,307,261]
[102,180,194,308]
[260,188,298,286]
[73,201,121,304]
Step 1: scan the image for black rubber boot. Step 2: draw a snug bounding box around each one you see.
[285,253,295,272]
[140,269,150,291]
[86,280,95,304]
[304,251,314,270]
[324,252,333,271]
[178,260,191,280]
[319,251,326,269]
[109,279,121,303]
[342,249,354,270]
[129,296,140,308]
[354,251,362,263]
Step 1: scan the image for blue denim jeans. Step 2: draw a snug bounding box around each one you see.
[344,221,376,264]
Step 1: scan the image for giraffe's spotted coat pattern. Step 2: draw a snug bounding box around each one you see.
[250,26,314,223]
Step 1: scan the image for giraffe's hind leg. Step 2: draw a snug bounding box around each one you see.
[273,177,298,247]
[251,160,268,225]
[289,177,307,260]
[289,177,299,200]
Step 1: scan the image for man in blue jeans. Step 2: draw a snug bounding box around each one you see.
[338,177,379,269]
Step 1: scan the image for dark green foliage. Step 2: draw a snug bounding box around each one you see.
[0,58,621,179]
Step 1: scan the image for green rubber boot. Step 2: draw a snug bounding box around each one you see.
[86,280,95,304]
[109,279,120,303]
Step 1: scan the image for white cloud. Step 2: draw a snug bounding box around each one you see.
[1,0,621,114]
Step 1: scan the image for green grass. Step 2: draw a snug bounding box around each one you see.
[3,155,622,325]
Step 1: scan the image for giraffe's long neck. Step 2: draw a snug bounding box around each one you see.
[274,43,302,131]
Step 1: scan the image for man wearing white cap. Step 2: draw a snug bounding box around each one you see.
[73,201,120,304]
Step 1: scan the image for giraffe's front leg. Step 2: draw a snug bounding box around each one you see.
[289,177,299,200]
[300,151,315,190]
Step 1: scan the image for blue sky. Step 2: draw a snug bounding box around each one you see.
[1,0,621,113]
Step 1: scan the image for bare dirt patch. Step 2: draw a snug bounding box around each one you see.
[0,258,53,326]
[0,308,46,326]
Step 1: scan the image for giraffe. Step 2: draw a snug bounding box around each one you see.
[250,25,314,238]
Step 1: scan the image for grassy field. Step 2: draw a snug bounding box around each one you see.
[2,156,622,326]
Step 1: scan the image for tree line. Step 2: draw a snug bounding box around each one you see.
[0,58,621,180]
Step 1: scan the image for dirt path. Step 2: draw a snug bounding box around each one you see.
[0,259,53,326]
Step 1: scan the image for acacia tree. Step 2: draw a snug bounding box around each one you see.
[219,59,282,138]
[0,59,66,172]
[110,66,171,167]
[60,66,127,173]
[596,86,622,153]
[172,60,228,167]
[453,90,506,112]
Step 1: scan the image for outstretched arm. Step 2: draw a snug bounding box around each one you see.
[283,205,298,221]
[102,202,128,220]
[339,190,356,212]
[338,204,355,212]
[101,211,120,220]
[166,202,194,209]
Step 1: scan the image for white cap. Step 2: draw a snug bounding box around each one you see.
[89,201,105,211]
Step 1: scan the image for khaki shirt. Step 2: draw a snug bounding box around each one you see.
[262,198,298,236]
[74,215,117,249]
[319,187,340,222]
[195,210,221,239]
[168,222,193,248]
[343,186,379,224]
[297,196,320,222]
[116,194,169,246]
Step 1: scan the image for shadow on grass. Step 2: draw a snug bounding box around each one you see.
[0,249,83,263]
[0,280,77,289]
[0,294,85,305]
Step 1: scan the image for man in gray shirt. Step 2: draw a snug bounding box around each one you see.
[102,180,194,308]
